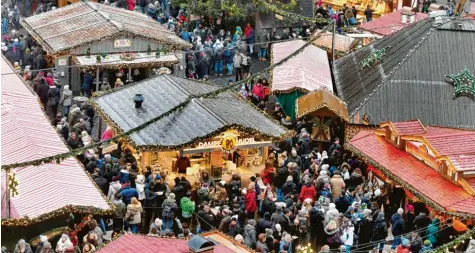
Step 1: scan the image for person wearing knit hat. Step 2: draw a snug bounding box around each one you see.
[161,193,177,230]
[391,208,406,249]
[372,211,387,251]
[320,245,330,253]
[235,234,244,244]
[419,240,432,253]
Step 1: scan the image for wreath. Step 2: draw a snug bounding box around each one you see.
[120,52,136,61]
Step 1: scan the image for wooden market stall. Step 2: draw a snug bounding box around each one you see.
[295,89,349,148]
[1,56,112,250]
[333,18,475,130]
[270,40,333,120]
[346,119,475,221]
[358,9,428,36]
[312,30,357,60]
[20,2,190,95]
[91,74,288,186]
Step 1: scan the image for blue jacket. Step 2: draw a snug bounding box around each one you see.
[82,74,94,90]
[391,213,405,236]
[224,49,233,64]
[181,31,191,42]
[119,186,139,205]
[426,218,439,244]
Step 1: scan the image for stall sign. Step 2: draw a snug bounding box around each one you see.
[102,143,118,153]
[114,39,131,48]
[275,14,284,20]
[197,137,256,149]
[58,59,68,66]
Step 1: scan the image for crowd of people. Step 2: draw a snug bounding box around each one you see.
[9,124,475,253]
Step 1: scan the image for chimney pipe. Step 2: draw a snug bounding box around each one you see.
[133,94,145,109]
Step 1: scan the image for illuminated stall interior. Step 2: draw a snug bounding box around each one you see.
[92,75,287,184]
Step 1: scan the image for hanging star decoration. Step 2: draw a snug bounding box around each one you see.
[361,47,390,69]
[446,66,475,99]
[9,172,18,197]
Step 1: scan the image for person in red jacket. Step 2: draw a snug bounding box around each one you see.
[260,161,275,186]
[245,183,257,219]
[126,0,135,11]
[298,177,316,203]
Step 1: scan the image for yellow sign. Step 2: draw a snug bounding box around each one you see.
[275,14,284,20]
[221,132,237,153]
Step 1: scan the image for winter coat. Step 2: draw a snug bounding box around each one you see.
[125,204,142,224]
[233,53,242,68]
[324,224,342,248]
[341,226,355,246]
[372,216,388,241]
[391,213,405,236]
[358,217,373,244]
[197,188,210,205]
[14,242,33,253]
[256,29,270,49]
[330,175,345,199]
[298,183,316,202]
[245,189,257,213]
[113,199,126,218]
[414,214,431,231]
[126,0,135,10]
[135,177,146,201]
[397,245,411,253]
[256,240,269,253]
[271,212,287,229]
[224,49,233,64]
[94,176,109,195]
[119,186,139,205]
[426,218,439,244]
[161,198,178,219]
[37,83,50,105]
[282,181,296,196]
[273,166,289,189]
[243,224,257,249]
[256,218,272,236]
[180,197,195,218]
[82,73,94,92]
[172,184,186,204]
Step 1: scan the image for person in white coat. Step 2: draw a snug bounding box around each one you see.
[55,234,74,253]
[341,220,355,253]
[59,85,72,116]
[135,175,146,205]
[107,176,122,201]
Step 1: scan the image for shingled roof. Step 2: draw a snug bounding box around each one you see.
[93,75,287,150]
[334,18,475,129]
[21,2,190,54]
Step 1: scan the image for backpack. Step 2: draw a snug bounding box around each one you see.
[162,202,176,219]
[328,230,343,245]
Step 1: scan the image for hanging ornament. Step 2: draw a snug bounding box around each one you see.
[446,66,475,99]
[9,172,19,197]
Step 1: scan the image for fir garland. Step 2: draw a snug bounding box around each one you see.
[1,205,114,227]
[345,143,475,218]
[255,0,329,24]
[29,226,69,247]
[1,22,335,171]
[431,228,475,253]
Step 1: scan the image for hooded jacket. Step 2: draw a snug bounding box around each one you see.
[330,175,345,199]
[14,240,33,253]
[372,213,388,241]
[391,213,405,236]
[325,203,339,223]
[298,182,316,202]
[243,223,257,249]
[180,196,195,218]
[197,187,210,205]
[256,29,270,49]
[135,175,146,201]
[426,218,440,244]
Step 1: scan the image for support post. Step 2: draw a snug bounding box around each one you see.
[128,67,133,83]
[96,67,100,92]
[332,21,336,68]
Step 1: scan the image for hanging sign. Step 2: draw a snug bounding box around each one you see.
[102,143,118,153]
[275,14,284,20]
[197,137,256,149]
[221,132,237,153]
[114,39,131,48]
